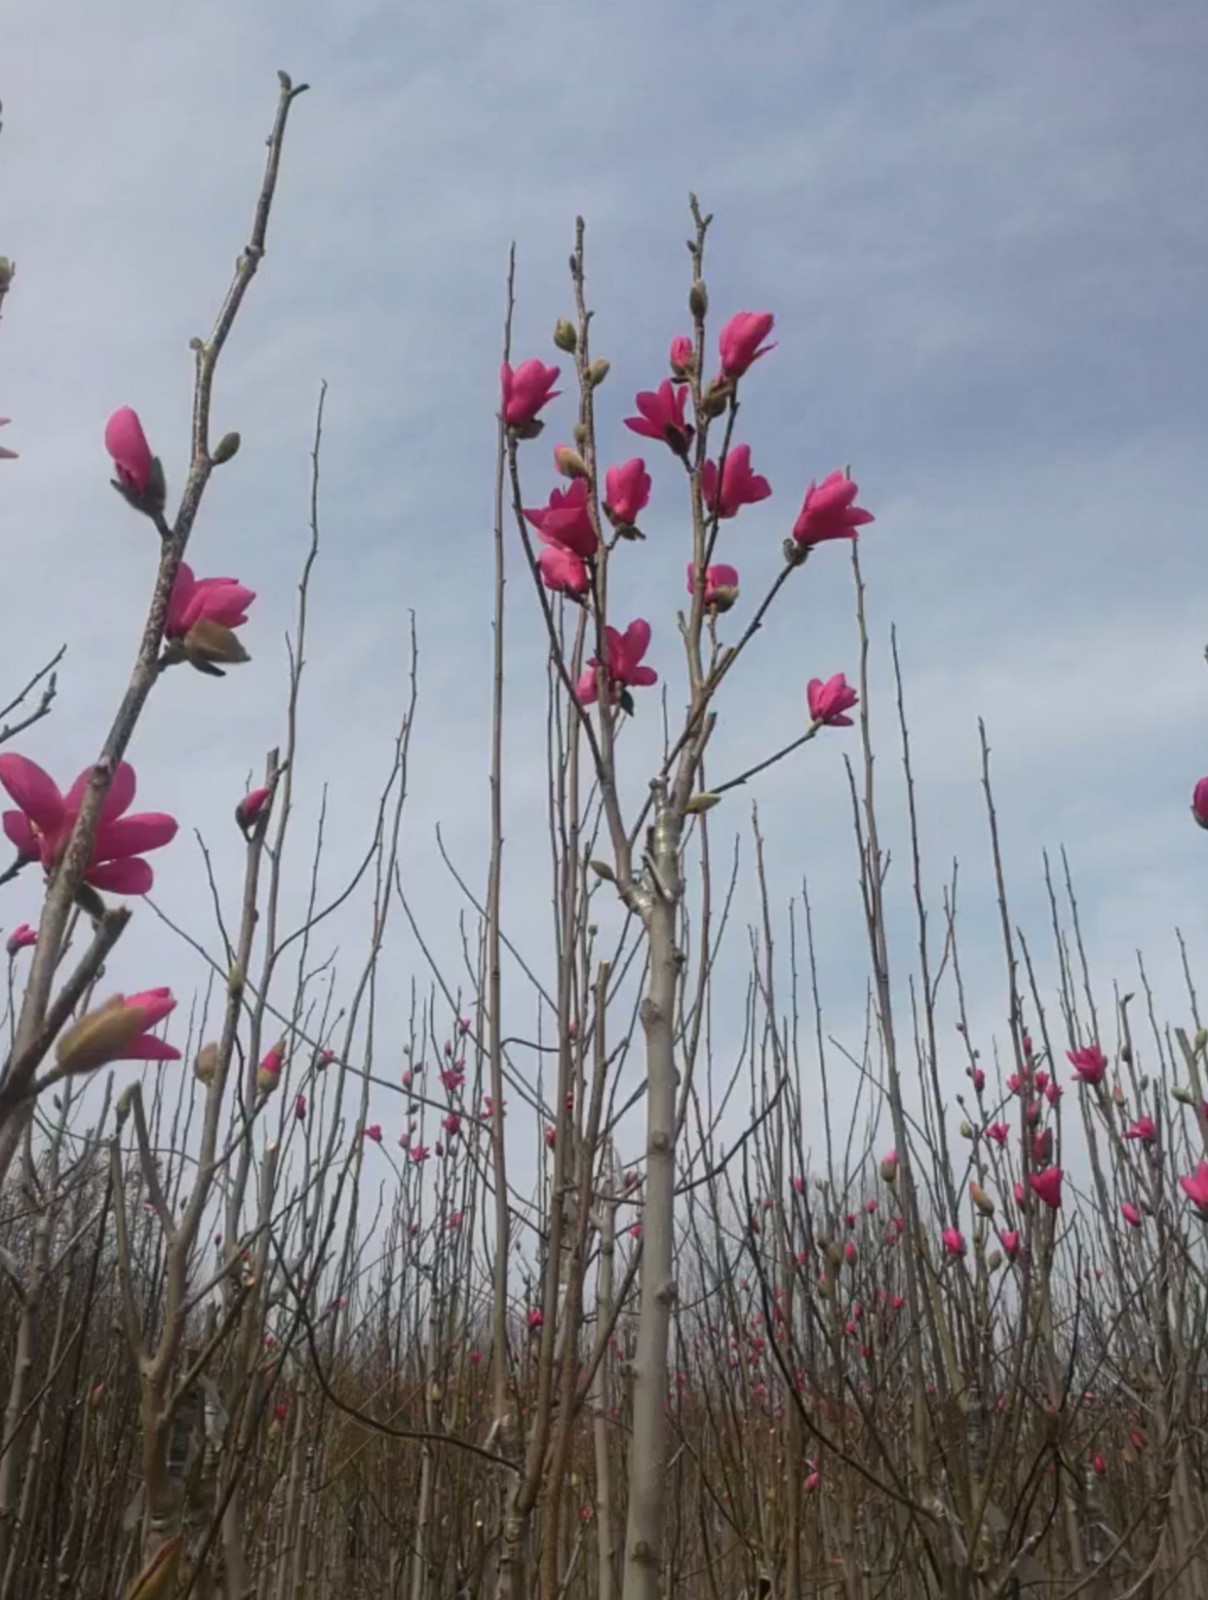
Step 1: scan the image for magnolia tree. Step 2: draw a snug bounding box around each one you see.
[3,71,1208,1600]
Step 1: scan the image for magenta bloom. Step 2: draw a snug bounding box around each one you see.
[165,563,255,640]
[1067,1045,1107,1086]
[941,1227,966,1258]
[501,360,561,427]
[5,923,36,957]
[0,754,177,894]
[603,458,652,526]
[236,786,272,831]
[524,479,597,560]
[538,544,590,598]
[55,987,179,1075]
[1121,1202,1142,1229]
[792,471,875,548]
[686,562,740,612]
[807,674,859,728]
[1193,778,1208,829]
[575,620,658,707]
[527,1308,544,1330]
[718,311,776,379]
[363,1124,383,1144]
[701,444,772,520]
[1029,1167,1064,1210]
[1179,1160,1208,1215]
[986,1122,1009,1146]
[1124,1115,1156,1143]
[0,419,17,462]
[104,407,154,495]
[998,1228,1020,1260]
[669,335,694,375]
[624,380,693,456]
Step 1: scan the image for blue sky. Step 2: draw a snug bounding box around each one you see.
[2,0,1206,1189]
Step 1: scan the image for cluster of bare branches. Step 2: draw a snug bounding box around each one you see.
[1,71,1207,1600]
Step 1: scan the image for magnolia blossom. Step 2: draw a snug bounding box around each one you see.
[1179,1160,1208,1215]
[1124,1114,1156,1143]
[718,311,776,378]
[0,754,177,894]
[363,1124,382,1143]
[524,479,597,558]
[1192,777,1208,829]
[792,471,874,548]
[941,1227,966,1257]
[603,458,652,527]
[5,923,35,957]
[165,564,255,639]
[701,444,771,519]
[998,1228,1021,1260]
[624,380,693,455]
[669,334,694,375]
[1068,1044,1107,1085]
[686,562,740,613]
[575,620,658,706]
[55,988,179,1075]
[806,674,859,728]
[1029,1167,1064,1209]
[986,1122,1009,1146]
[257,1043,285,1094]
[1121,1201,1142,1228]
[501,359,560,427]
[527,1308,544,1330]
[236,786,272,831]
[104,407,154,495]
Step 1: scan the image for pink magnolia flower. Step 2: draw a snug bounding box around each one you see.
[363,1124,382,1144]
[442,1112,461,1138]
[0,418,17,461]
[1032,1127,1052,1164]
[501,360,561,427]
[1029,1167,1064,1209]
[701,444,772,520]
[942,1227,966,1257]
[5,923,36,957]
[604,458,652,527]
[1121,1201,1141,1229]
[1192,777,1208,829]
[972,1067,986,1092]
[0,754,177,894]
[575,620,658,707]
[523,479,597,559]
[440,1067,465,1093]
[295,1093,307,1120]
[104,407,154,495]
[1068,1045,1107,1086]
[718,311,776,379]
[986,1122,1010,1146]
[1179,1160,1208,1215]
[624,380,693,455]
[257,1042,285,1093]
[410,1144,430,1164]
[55,987,179,1075]
[537,544,589,598]
[792,472,874,549]
[447,1210,463,1230]
[686,562,740,613]
[998,1228,1021,1260]
[807,674,859,728]
[1091,1452,1107,1477]
[1124,1115,1156,1143]
[527,1308,544,1330]
[165,563,255,640]
[236,786,272,831]
[791,1175,805,1193]
[669,334,695,375]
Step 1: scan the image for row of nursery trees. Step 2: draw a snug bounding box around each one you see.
[2,74,1208,1600]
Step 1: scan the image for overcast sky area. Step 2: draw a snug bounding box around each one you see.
[2,0,1206,1201]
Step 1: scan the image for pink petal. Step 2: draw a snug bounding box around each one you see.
[122,1035,182,1063]
[3,810,37,856]
[86,857,154,894]
[93,812,178,860]
[0,754,65,834]
[65,762,136,826]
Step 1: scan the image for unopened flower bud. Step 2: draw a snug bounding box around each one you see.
[195,1042,219,1085]
[1196,1027,1208,1052]
[588,858,616,883]
[585,358,610,388]
[211,431,241,464]
[970,1182,996,1217]
[689,279,708,318]
[1173,1085,1194,1104]
[987,1249,1003,1272]
[959,1120,974,1139]
[701,375,731,418]
[684,792,721,815]
[880,1151,899,1184]
[553,318,578,354]
[554,445,589,480]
